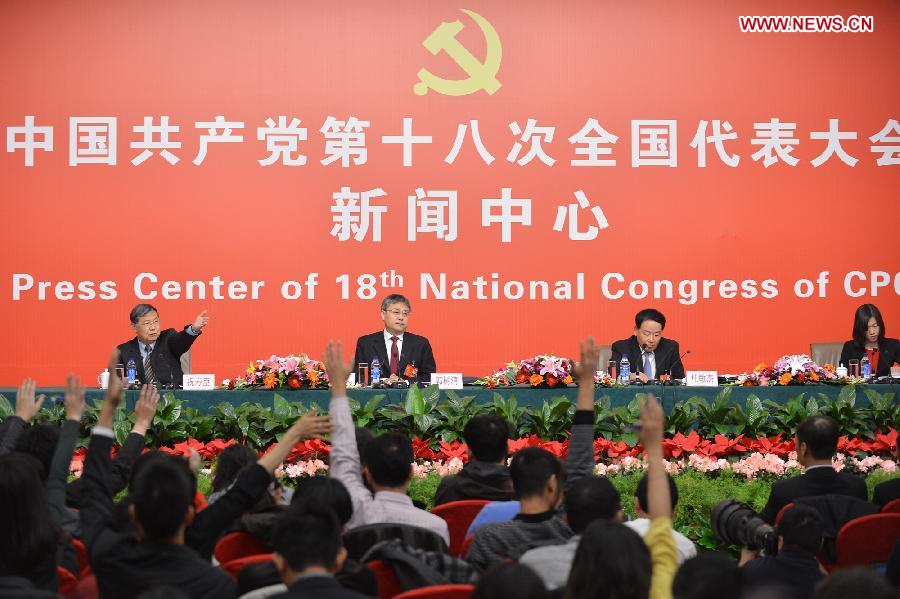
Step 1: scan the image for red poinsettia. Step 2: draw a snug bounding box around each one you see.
[412,437,440,461]
[438,440,469,463]
[663,430,702,458]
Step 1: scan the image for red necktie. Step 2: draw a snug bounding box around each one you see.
[390,336,400,376]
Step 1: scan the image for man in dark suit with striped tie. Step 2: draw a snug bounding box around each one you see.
[116,303,209,388]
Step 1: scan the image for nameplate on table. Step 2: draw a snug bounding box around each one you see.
[685,371,718,387]
[183,374,216,390]
[430,373,463,389]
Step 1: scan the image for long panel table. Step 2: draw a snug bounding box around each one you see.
[2,383,895,414]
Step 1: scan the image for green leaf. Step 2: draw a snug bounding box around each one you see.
[273,394,289,419]
[0,394,12,419]
[217,402,236,419]
[404,385,426,416]
[838,384,856,407]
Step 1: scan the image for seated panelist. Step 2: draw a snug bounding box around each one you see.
[610,308,685,382]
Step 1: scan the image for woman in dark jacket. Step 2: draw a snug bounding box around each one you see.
[839,304,900,377]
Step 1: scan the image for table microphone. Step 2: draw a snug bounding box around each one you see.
[661,349,691,386]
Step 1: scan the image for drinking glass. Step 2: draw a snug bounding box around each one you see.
[848,359,859,378]
[358,363,370,387]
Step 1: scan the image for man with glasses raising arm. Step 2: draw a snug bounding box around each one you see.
[353,294,436,385]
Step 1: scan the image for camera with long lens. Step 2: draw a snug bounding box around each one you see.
[711,499,778,554]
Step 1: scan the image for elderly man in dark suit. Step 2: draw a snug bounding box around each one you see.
[610,308,685,382]
[117,303,209,388]
[353,294,436,384]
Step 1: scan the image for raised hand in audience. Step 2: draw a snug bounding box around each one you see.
[15,377,46,422]
[637,394,671,520]
[132,382,160,436]
[323,340,351,395]
[64,373,86,422]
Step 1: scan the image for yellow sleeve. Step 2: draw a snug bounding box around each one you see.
[646,517,677,599]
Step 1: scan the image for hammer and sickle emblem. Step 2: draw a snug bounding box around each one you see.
[414,8,502,97]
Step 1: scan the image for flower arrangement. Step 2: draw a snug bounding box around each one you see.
[223,354,330,390]
[739,354,837,386]
[475,355,575,388]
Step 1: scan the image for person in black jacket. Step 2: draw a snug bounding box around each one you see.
[117,303,209,388]
[741,504,824,599]
[270,506,372,599]
[435,414,514,506]
[838,304,899,378]
[760,415,868,523]
[81,357,333,599]
[353,294,436,384]
[610,308,685,381]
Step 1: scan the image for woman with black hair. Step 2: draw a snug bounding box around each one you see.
[0,453,61,594]
[839,304,900,377]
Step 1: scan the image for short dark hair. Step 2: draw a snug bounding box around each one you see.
[273,505,343,572]
[131,456,194,540]
[473,562,548,599]
[565,477,621,533]
[635,308,666,329]
[509,447,563,500]
[636,472,679,513]
[211,444,258,493]
[777,503,823,555]
[566,521,651,599]
[130,303,158,324]
[672,552,742,599]
[291,477,353,526]
[129,450,198,498]
[380,294,411,312]
[464,415,509,463]
[796,415,840,460]
[851,303,886,347]
[813,566,895,599]
[15,423,60,482]
[362,432,413,487]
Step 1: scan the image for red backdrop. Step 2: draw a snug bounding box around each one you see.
[1,0,898,384]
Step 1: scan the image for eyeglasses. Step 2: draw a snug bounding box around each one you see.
[384,309,410,317]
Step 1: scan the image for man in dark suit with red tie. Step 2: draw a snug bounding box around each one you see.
[353,294,436,384]
[117,303,209,388]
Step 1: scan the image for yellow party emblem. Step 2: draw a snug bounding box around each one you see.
[414,9,502,97]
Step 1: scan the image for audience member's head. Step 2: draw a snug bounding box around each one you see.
[566,520,651,599]
[776,503,823,555]
[129,455,195,542]
[672,552,742,599]
[635,472,679,517]
[14,422,60,481]
[565,477,622,533]
[361,432,413,490]
[0,453,59,577]
[510,447,564,507]
[795,415,840,464]
[272,505,345,584]
[473,562,548,599]
[464,415,509,463]
[355,426,374,457]
[129,449,198,498]
[135,587,191,599]
[814,566,895,599]
[211,443,258,493]
[291,476,353,527]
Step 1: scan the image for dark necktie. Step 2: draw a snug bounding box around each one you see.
[144,344,158,385]
[390,336,400,376]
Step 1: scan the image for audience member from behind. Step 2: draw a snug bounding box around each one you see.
[740,503,824,599]
[209,443,260,504]
[467,339,600,571]
[672,552,742,599]
[237,477,377,599]
[519,477,622,590]
[564,394,677,599]
[269,505,371,599]
[323,340,450,545]
[626,473,697,564]
[0,452,60,595]
[435,414,513,505]
[472,562,548,599]
[813,566,896,599]
[760,414,867,523]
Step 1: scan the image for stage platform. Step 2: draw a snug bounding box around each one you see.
[1,383,894,414]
